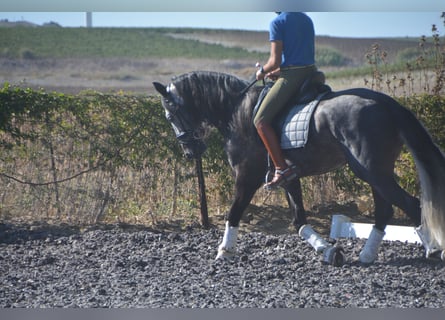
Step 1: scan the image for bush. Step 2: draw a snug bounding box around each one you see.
[19,48,36,59]
[396,47,422,63]
[0,85,196,224]
[315,46,348,67]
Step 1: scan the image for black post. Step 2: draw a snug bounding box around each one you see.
[195,157,209,229]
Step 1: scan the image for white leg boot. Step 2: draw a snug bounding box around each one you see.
[215,221,239,260]
[299,224,345,266]
[359,226,385,263]
[299,224,329,253]
[416,224,441,258]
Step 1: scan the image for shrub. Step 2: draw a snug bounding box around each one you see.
[19,48,36,59]
[0,85,196,224]
[315,46,348,67]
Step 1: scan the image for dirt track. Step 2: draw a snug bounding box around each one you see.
[1,221,444,308]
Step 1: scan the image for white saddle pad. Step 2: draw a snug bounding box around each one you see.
[280,93,326,149]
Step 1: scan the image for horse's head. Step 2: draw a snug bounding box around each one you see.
[153,81,207,159]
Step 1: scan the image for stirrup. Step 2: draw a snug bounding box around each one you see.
[264,166,297,190]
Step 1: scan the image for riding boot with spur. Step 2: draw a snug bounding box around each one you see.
[256,121,297,189]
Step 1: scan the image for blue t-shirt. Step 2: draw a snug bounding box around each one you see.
[269,12,315,67]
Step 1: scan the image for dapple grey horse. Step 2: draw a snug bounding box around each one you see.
[154,71,445,265]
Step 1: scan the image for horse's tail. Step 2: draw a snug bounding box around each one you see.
[392,99,445,249]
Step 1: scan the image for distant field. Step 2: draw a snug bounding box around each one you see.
[0,27,266,60]
[0,26,433,94]
[0,26,423,63]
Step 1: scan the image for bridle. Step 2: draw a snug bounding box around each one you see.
[163,84,206,154]
[166,110,205,147]
[162,76,257,156]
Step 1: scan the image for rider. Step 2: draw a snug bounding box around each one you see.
[254,12,316,189]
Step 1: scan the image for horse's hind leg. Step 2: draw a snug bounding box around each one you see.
[359,188,394,263]
[369,174,421,227]
[285,178,308,230]
[378,170,445,259]
[356,173,421,263]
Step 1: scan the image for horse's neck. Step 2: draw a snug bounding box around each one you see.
[219,98,257,140]
[188,72,256,137]
[205,101,235,137]
[196,94,237,136]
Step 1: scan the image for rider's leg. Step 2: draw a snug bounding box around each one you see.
[253,67,315,189]
[255,120,295,188]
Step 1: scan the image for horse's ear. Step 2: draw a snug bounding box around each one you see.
[153,82,168,97]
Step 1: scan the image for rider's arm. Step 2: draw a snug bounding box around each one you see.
[256,40,282,81]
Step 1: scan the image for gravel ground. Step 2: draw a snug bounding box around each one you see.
[0,222,444,308]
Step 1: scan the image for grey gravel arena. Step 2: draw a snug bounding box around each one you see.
[0,222,444,308]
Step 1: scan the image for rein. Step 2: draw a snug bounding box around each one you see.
[239,78,258,97]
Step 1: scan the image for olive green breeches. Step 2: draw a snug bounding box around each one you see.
[253,65,316,127]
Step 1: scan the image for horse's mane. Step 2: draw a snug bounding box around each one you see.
[171,71,260,138]
[172,71,248,93]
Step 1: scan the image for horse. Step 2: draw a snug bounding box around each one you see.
[153,71,445,265]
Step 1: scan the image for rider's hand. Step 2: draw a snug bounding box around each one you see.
[256,69,266,81]
[266,69,280,81]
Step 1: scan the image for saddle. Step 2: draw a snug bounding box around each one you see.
[297,71,331,104]
[253,70,332,150]
[252,70,331,121]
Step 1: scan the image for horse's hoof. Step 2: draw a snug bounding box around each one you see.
[425,248,440,259]
[323,246,345,267]
[425,248,443,260]
[215,249,236,261]
[428,250,445,262]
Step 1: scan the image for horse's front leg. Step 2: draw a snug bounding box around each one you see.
[285,179,346,266]
[216,173,261,260]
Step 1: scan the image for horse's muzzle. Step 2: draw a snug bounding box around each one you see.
[182,141,207,159]
[176,132,207,159]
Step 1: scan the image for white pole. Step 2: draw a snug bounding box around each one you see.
[86,12,92,28]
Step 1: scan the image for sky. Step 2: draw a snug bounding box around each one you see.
[0,12,444,38]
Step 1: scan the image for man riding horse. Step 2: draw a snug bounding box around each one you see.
[255,12,317,190]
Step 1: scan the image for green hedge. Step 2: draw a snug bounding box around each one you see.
[0,84,184,223]
[315,46,348,67]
